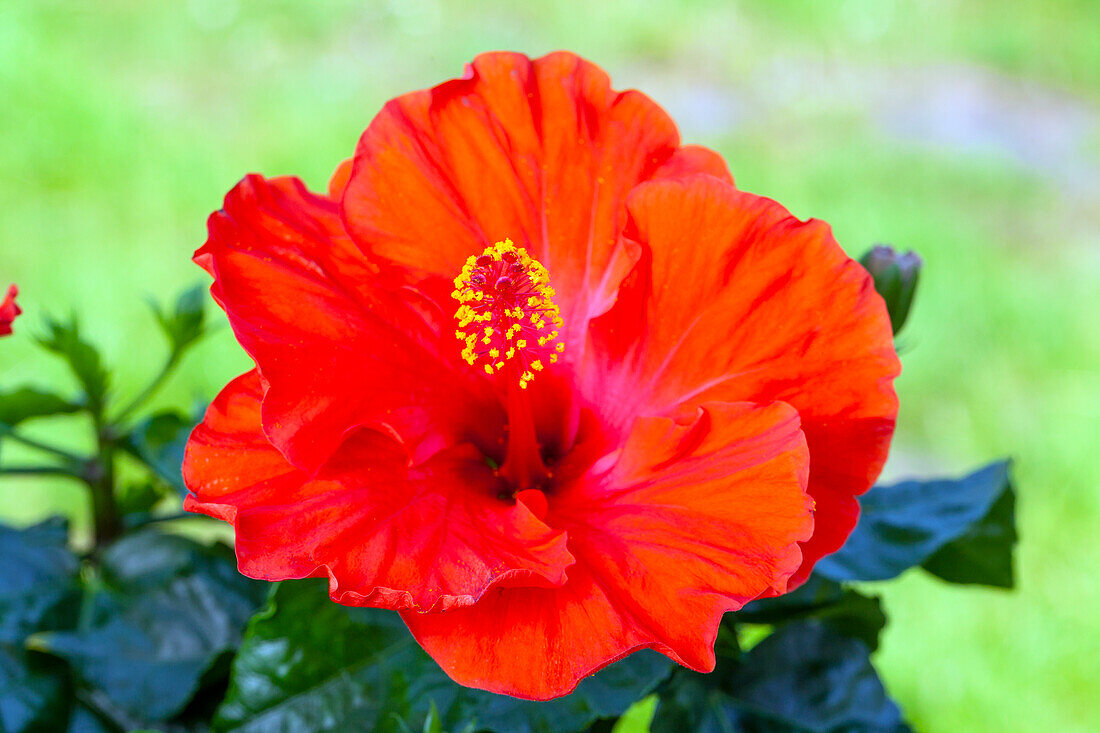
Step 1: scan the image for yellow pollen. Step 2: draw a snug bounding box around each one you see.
[451,239,565,389]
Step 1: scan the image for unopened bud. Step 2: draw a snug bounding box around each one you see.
[859,245,921,335]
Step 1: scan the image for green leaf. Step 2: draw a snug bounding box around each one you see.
[38,316,110,413]
[0,387,81,426]
[649,661,745,733]
[0,519,82,733]
[0,518,82,645]
[921,483,1016,587]
[116,480,166,519]
[734,575,887,651]
[216,579,672,733]
[0,647,72,733]
[816,460,1016,587]
[653,622,911,733]
[122,409,202,497]
[65,703,116,733]
[420,702,444,733]
[33,529,266,722]
[151,285,207,357]
[730,622,911,732]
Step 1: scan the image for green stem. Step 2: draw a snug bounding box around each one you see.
[111,353,177,425]
[0,465,82,477]
[125,511,193,529]
[89,418,122,548]
[0,423,85,463]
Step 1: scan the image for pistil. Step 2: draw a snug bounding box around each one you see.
[499,375,551,489]
[452,239,565,490]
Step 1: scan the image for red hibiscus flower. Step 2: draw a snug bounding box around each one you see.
[183,51,899,699]
[0,284,21,336]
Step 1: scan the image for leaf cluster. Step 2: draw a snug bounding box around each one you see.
[1,286,209,510]
[2,520,265,732]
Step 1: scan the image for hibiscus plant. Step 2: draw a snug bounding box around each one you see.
[0,53,1015,733]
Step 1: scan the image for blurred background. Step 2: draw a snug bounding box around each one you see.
[1,1,1097,730]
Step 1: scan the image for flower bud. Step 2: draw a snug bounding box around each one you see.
[859,245,921,335]
[0,284,20,337]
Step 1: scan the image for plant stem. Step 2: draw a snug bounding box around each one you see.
[92,354,177,547]
[0,423,85,462]
[111,353,177,425]
[0,465,81,477]
[89,417,122,548]
[125,511,193,529]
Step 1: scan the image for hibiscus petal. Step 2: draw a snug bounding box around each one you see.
[327,157,354,199]
[652,144,733,184]
[342,51,726,337]
[588,175,899,587]
[403,401,812,699]
[183,371,574,612]
[196,173,504,473]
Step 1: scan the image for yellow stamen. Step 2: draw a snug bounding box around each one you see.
[450,239,565,389]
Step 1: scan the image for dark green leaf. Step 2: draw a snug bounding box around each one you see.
[467,647,670,733]
[0,646,72,733]
[0,387,81,426]
[38,316,109,412]
[0,518,82,645]
[65,702,116,733]
[0,519,81,733]
[735,575,886,651]
[151,285,207,357]
[216,578,671,733]
[653,622,911,733]
[33,529,266,722]
[729,622,910,732]
[816,460,1016,586]
[922,484,1016,587]
[122,409,202,497]
[116,480,166,518]
[650,662,747,733]
[71,689,158,733]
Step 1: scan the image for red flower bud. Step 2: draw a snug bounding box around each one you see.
[0,284,21,337]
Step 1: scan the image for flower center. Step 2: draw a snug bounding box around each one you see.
[452,239,564,390]
[453,240,565,491]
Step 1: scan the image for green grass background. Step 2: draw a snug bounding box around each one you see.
[2,1,1098,730]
